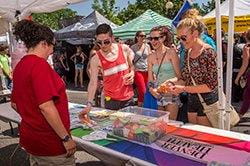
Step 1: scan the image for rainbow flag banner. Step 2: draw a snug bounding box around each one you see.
[71,125,250,166]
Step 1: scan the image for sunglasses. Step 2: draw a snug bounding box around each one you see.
[148,36,163,41]
[96,39,111,46]
[176,35,187,42]
[138,34,146,38]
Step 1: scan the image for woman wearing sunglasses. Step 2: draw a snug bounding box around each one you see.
[169,18,218,127]
[131,31,151,106]
[147,26,181,120]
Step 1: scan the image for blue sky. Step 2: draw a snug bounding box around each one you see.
[69,0,210,16]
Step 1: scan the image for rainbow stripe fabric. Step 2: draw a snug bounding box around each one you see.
[71,125,250,165]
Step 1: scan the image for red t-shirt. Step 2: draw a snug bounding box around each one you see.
[11,54,70,156]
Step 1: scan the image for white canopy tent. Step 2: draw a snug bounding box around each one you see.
[214,0,243,130]
[0,0,88,59]
[0,0,88,35]
[204,0,250,18]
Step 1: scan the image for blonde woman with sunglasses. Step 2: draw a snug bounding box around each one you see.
[169,18,218,127]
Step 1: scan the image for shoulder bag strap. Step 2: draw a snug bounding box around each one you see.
[187,49,208,108]
[156,50,167,79]
[133,44,147,65]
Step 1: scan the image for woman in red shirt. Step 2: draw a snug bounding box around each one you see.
[11,20,76,165]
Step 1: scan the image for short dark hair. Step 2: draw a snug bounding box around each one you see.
[13,20,54,49]
[96,23,113,36]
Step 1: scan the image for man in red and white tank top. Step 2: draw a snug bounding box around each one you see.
[82,24,135,112]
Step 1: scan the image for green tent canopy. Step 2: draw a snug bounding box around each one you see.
[113,9,172,40]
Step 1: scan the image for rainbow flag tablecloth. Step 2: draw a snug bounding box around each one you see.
[71,125,250,166]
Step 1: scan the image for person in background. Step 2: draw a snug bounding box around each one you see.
[71,46,86,88]
[59,50,69,83]
[169,18,218,127]
[11,20,76,165]
[11,41,27,71]
[81,23,134,115]
[0,45,12,90]
[147,26,181,120]
[131,31,151,106]
[235,29,250,116]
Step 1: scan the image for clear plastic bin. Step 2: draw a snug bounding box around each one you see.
[110,106,169,144]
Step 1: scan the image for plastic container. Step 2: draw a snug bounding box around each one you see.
[110,106,169,144]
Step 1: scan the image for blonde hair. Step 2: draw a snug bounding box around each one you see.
[177,18,204,35]
[181,8,201,20]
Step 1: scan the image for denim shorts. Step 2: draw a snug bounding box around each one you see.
[188,90,218,116]
[75,63,84,69]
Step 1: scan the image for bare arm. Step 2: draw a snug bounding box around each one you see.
[147,53,154,82]
[70,55,75,62]
[39,100,76,157]
[170,49,181,79]
[235,46,250,84]
[123,44,135,85]
[39,100,69,139]
[87,55,99,103]
[59,56,67,69]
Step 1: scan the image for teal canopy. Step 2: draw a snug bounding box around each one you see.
[113,9,172,40]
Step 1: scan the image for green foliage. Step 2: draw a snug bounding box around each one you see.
[117,0,184,24]
[32,8,76,30]
[92,0,123,25]
[200,0,226,16]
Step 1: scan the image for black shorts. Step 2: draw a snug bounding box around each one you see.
[188,91,218,117]
[105,97,134,110]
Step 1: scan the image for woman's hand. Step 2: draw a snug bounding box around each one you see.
[149,88,160,98]
[235,77,240,86]
[169,85,185,95]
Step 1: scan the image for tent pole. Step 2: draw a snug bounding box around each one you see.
[8,22,14,55]
[225,0,235,131]
[215,0,225,130]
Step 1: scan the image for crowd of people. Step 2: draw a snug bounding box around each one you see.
[4,7,249,166]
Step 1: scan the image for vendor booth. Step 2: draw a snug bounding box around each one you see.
[113,9,172,40]
[203,0,250,34]
[55,10,118,44]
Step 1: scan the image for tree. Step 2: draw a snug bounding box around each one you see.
[200,0,226,15]
[117,0,184,24]
[32,8,77,30]
[92,0,123,25]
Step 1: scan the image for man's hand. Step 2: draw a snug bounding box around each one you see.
[79,106,91,121]
[63,138,76,157]
[123,71,134,85]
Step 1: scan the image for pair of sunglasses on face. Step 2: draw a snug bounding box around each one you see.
[96,39,111,46]
[148,36,163,41]
[176,35,187,42]
[138,34,146,38]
